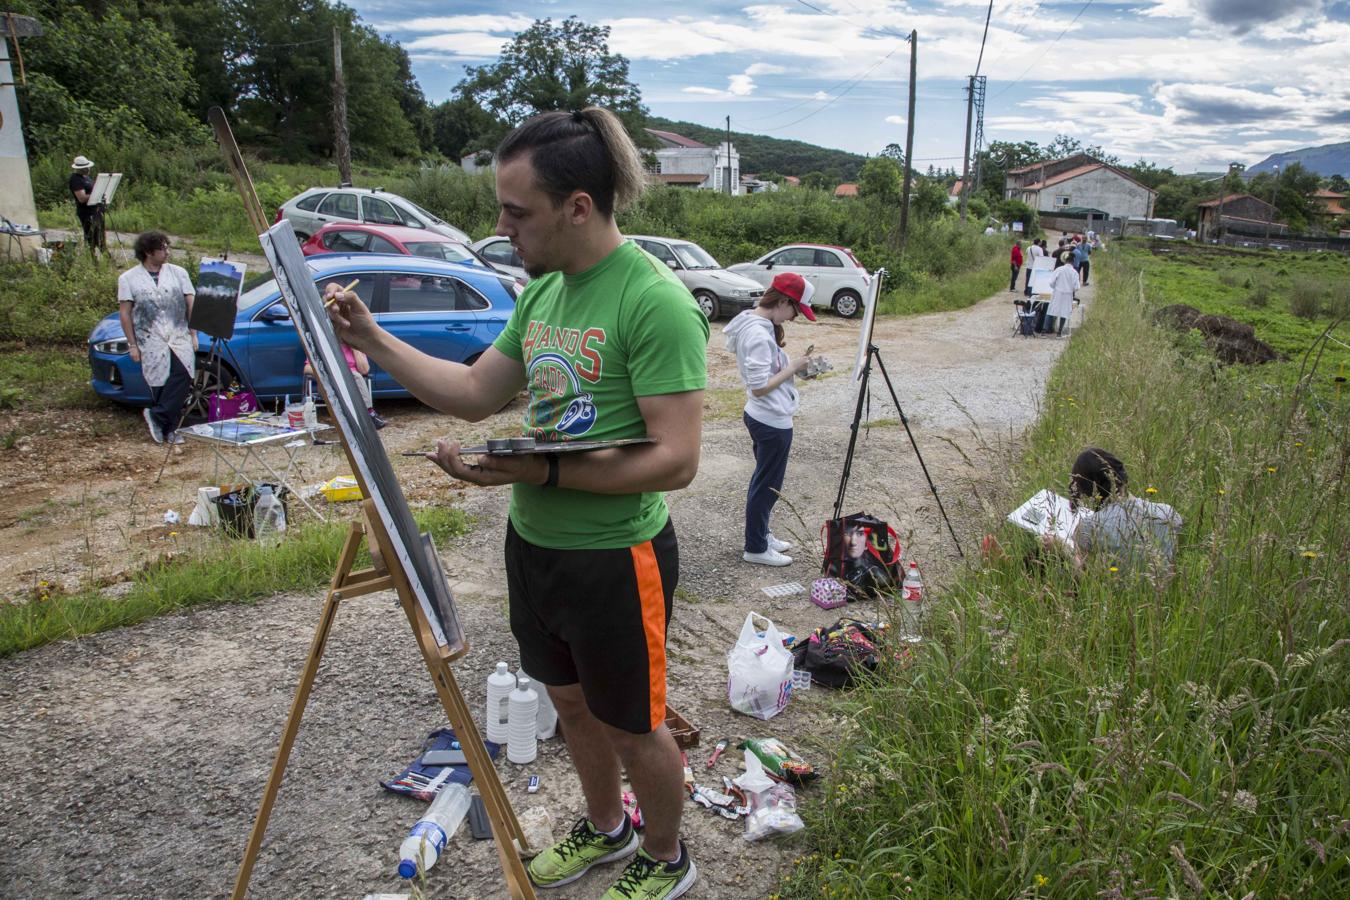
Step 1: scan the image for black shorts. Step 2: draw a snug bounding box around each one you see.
[505,516,678,734]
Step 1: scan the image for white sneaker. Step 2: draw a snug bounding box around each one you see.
[767,533,793,553]
[743,548,793,567]
[143,408,164,444]
[167,432,185,445]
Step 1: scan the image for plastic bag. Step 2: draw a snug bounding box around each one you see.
[736,749,804,841]
[726,612,794,720]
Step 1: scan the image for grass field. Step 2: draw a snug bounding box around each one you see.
[781,244,1348,898]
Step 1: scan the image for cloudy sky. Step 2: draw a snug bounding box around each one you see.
[348,0,1350,173]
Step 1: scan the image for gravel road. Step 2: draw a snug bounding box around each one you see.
[0,277,1088,899]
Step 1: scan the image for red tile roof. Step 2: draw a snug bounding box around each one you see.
[1196,193,1269,209]
[834,183,859,197]
[645,128,709,149]
[949,179,964,197]
[1007,152,1093,175]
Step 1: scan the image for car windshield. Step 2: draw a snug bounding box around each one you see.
[405,200,443,225]
[406,241,474,263]
[672,242,719,269]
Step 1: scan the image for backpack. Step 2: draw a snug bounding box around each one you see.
[790,619,887,689]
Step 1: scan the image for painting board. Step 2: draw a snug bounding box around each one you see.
[1007,489,1093,549]
[259,220,466,654]
[191,257,247,339]
[87,172,123,206]
[851,268,886,382]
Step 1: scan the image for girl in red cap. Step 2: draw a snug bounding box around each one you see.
[722,272,818,566]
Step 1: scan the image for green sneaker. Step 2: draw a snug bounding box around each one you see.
[528,816,639,888]
[601,842,697,899]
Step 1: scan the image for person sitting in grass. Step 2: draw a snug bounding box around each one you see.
[1061,447,1182,576]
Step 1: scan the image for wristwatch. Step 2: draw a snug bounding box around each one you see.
[543,453,560,488]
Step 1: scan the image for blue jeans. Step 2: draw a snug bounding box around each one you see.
[743,412,793,553]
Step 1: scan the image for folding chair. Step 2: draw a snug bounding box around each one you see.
[1012,300,1037,338]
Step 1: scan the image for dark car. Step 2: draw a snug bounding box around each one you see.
[88,254,517,419]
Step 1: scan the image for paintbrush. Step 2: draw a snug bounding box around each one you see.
[323,278,360,308]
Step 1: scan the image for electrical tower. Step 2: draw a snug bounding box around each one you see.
[970,75,988,193]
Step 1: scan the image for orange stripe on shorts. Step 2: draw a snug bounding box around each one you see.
[630,539,668,732]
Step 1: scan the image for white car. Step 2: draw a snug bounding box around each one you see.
[627,235,765,320]
[277,186,470,244]
[471,236,529,284]
[728,243,871,317]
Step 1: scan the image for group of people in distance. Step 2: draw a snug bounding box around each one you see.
[1009,231,1100,336]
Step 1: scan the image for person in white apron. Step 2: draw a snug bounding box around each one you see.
[117,231,196,444]
[1046,262,1080,336]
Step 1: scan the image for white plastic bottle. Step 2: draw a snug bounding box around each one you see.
[519,669,558,740]
[252,485,286,541]
[900,562,923,640]
[485,662,515,744]
[302,394,317,429]
[397,782,471,879]
[507,675,539,764]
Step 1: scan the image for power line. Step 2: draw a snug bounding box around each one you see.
[792,0,912,42]
[755,43,905,132]
[973,0,994,78]
[992,0,1096,99]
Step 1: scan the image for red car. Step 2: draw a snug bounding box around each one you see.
[300,223,493,270]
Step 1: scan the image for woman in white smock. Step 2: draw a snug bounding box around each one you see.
[1046,261,1080,336]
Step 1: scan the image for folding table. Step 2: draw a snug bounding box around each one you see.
[180,417,334,520]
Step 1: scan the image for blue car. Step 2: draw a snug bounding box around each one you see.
[88,254,517,418]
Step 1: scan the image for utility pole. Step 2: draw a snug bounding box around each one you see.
[898,31,917,247]
[959,75,974,222]
[725,115,733,196]
[1265,164,1279,242]
[332,25,352,185]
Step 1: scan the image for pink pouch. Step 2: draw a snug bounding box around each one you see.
[208,391,259,421]
[810,577,848,610]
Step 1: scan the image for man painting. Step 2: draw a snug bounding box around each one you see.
[326,106,707,899]
[69,155,100,250]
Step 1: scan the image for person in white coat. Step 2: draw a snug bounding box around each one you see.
[1046,260,1080,336]
[723,271,817,566]
[118,231,196,445]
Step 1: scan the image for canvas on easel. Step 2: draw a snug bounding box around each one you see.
[208,107,536,900]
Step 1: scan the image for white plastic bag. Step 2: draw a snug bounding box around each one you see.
[735,749,804,841]
[726,612,794,720]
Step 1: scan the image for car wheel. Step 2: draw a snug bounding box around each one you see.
[833,289,861,318]
[184,354,239,424]
[693,290,721,320]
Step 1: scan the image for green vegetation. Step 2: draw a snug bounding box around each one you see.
[1115,242,1350,378]
[0,345,100,410]
[0,506,469,657]
[785,249,1347,897]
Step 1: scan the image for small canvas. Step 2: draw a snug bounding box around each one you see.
[1007,489,1092,549]
[851,268,886,383]
[1029,266,1055,296]
[192,257,247,339]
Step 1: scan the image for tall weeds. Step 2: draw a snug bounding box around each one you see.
[781,253,1349,897]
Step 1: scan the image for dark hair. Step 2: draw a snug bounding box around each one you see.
[1070,447,1127,507]
[134,231,170,262]
[495,107,646,217]
[757,286,795,347]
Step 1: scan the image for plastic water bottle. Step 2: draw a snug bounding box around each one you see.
[507,675,539,764]
[302,394,317,429]
[252,485,286,541]
[900,562,923,640]
[397,782,471,879]
[520,669,558,740]
[485,662,515,744]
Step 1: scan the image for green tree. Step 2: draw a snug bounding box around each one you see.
[1326,174,1349,194]
[880,142,905,166]
[801,171,832,191]
[911,178,949,220]
[456,17,649,144]
[432,97,503,162]
[859,156,902,204]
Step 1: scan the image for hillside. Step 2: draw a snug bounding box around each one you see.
[646,117,866,183]
[1245,140,1350,177]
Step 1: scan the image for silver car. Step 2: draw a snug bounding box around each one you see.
[627,235,764,320]
[471,236,529,284]
[277,186,470,244]
[728,243,871,317]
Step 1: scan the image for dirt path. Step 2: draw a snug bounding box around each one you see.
[0,277,1089,899]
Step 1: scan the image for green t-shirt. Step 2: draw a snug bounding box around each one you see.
[492,240,709,549]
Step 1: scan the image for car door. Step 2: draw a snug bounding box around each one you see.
[321,229,371,253]
[374,273,491,395]
[313,191,359,229]
[764,246,818,291]
[812,248,848,299]
[289,191,327,236]
[245,275,380,399]
[361,195,404,228]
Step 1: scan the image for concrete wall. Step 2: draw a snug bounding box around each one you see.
[1043,168,1152,219]
[655,143,741,195]
[0,38,40,229]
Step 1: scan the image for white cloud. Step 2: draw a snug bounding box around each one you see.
[745,63,786,76]
[374,15,533,33]
[728,74,756,96]
[885,115,906,125]
[405,32,521,58]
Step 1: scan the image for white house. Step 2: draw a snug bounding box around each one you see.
[646,128,741,195]
[1004,153,1156,219]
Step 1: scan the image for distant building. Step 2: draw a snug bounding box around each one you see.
[1312,189,1347,220]
[947,179,964,206]
[782,175,801,187]
[645,128,741,195]
[834,183,859,198]
[1004,153,1156,219]
[741,174,779,194]
[460,150,494,174]
[1195,194,1280,241]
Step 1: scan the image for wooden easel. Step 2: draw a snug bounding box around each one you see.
[231,500,536,899]
[206,107,536,899]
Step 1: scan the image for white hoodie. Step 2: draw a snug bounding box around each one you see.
[723,310,799,429]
